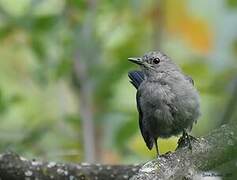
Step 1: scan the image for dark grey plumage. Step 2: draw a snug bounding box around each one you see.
[128,51,200,156]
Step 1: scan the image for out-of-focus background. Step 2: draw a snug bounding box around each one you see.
[0,0,236,164]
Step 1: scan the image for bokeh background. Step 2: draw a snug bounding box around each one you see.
[0,0,236,164]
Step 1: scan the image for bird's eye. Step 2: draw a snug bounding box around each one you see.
[153,58,160,64]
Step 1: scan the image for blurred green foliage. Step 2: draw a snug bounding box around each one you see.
[0,0,236,164]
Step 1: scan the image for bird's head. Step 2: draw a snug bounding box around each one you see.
[128,51,178,77]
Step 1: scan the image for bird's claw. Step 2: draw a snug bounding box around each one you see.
[176,131,198,150]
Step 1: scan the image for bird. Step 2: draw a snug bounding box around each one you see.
[128,51,200,157]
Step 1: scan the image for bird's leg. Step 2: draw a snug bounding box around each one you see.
[154,138,159,158]
[183,130,192,150]
[177,129,198,150]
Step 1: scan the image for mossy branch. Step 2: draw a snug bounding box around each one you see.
[0,122,236,180]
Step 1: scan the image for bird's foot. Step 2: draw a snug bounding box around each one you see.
[160,151,172,159]
[176,131,198,150]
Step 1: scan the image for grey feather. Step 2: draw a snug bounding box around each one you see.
[185,75,194,85]
[128,70,153,149]
[136,90,154,150]
[128,51,200,152]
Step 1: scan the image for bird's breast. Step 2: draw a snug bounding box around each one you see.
[139,78,200,121]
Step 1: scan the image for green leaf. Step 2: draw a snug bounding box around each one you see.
[55,58,73,79]
[0,0,31,17]
[226,0,237,9]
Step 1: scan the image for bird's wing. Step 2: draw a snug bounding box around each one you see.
[136,90,154,150]
[185,75,194,85]
[128,70,145,89]
[128,71,153,149]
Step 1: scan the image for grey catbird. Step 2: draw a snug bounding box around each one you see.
[128,51,200,156]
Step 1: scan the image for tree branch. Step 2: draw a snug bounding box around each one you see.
[131,122,237,180]
[0,152,140,180]
[0,122,236,179]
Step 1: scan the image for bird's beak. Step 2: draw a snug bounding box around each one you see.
[128,57,143,65]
